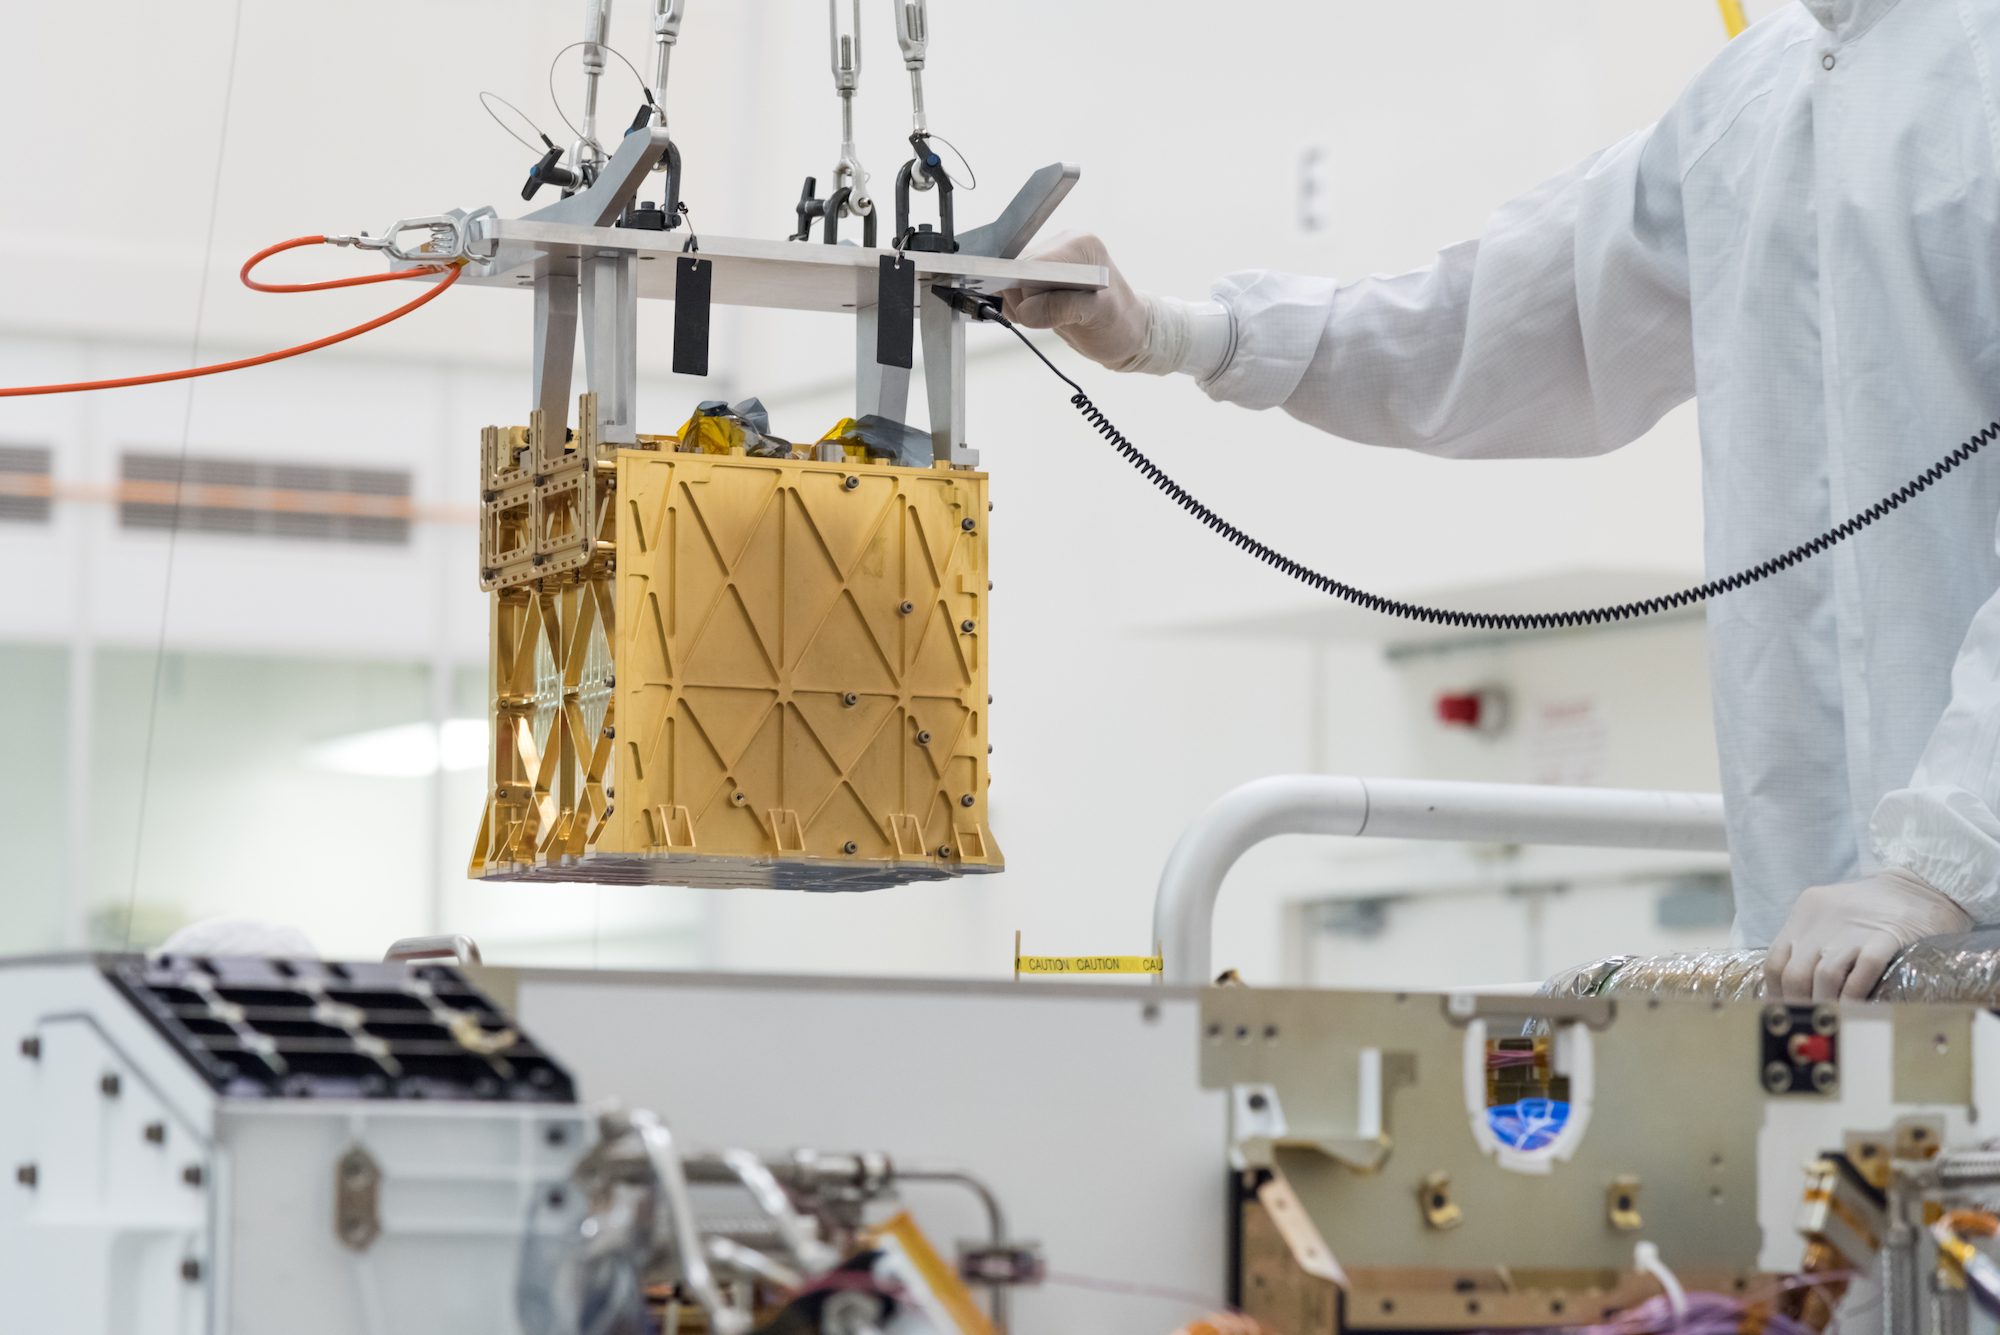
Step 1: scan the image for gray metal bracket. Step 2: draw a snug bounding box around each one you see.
[856,305,911,425]
[583,249,639,443]
[524,127,673,229]
[956,162,1081,259]
[534,268,579,443]
[921,286,973,467]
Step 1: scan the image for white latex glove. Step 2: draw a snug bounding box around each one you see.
[1002,230,1150,369]
[1764,869,1971,1002]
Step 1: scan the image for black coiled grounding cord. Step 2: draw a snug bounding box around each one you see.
[989,312,2000,631]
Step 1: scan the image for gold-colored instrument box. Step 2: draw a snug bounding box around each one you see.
[469,395,1001,889]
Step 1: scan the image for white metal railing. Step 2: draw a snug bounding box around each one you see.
[1151,775,1727,985]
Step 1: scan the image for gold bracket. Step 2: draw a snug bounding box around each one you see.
[1419,1171,1463,1231]
[1607,1175,1642,1231]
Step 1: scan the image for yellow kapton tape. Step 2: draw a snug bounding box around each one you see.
[1015,955,1162,975]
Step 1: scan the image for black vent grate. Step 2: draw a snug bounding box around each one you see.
[104,954,575,1103]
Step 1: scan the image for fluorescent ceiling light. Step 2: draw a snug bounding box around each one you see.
[304,718,487,777]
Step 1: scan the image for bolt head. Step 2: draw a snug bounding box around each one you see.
[960,619,976,633]
[843,475,860,490]
[937,845,952,857]
[100,1073,120,1098]
[731,791,747,806]
[144,1122,166,1144]
[18,1037,38,1059]
[842,691,859,707]
[916,730,931,744]
[960,793,975,808]
[843,840,858,855]
[898,601,915,615]
[961,518,976,531]
[180,1258,201,1283]
[182,1164,204,1187]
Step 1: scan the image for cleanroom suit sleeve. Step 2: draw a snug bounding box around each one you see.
[1873,558,2000,925]
[1201,122,1697,460]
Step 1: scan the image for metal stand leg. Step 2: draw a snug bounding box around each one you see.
[1886,1215,1922,1335]
[583,249,638,444]
[1932,1271,1970,1335]
[533,268,579,442]
[920,286,976,467]
[855,306,911,425]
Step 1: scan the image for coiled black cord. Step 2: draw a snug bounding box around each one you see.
[995,316,2000,631]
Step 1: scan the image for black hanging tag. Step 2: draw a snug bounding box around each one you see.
[876,254,915,369]
[673,256,712,377]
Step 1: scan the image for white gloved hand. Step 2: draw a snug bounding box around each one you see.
[1002,230,1150,369]
[1763,869,1971,1002]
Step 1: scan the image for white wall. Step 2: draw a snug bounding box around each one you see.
[0,0,1762,978]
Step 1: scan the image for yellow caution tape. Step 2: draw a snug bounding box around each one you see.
[1015,955,1162,975]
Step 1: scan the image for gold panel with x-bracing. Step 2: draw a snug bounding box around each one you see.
[471,404,1002,889]
[603,449,1001,888]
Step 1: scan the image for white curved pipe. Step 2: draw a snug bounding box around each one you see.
[1151,775,1727,984]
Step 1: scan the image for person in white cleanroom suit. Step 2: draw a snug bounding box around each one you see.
[1009,0,2000,1004]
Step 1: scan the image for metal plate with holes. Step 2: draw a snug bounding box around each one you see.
[1891,1005,1973,1105]
[1200,989,1765,1276]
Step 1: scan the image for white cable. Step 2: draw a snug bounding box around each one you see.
[1634,1241,1687,1328]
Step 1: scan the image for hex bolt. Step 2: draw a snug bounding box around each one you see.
[183,1165,204,1187]
[180,1259,201,1283]
[19,1037,39,1060]
[15,1164,36,1187]
[144,1123,166,1145]
[843,475,861,491]
[960,793,975,808]
[1247,1092,1268,1112]
[602,725,615,739]
[100,1073,120,1098]
[843,841,858,855]
[937,844,952,857]
[731,791,748,806]
[916,730,932,745]
[960,619,976,633]
[842,691,859,707]
[481,568,498,582]
[961,518,976,531]
[898,601,915,615]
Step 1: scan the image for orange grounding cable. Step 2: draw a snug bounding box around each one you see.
[0,236,462,397]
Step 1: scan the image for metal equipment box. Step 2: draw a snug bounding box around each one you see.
[470,396,1001,889]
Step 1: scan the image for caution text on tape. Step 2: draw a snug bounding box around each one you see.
[1014,955,1162,975]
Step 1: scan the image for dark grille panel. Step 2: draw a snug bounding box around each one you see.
[0,445,51,524]
[104,954,576,1103]
[119,452,414,545]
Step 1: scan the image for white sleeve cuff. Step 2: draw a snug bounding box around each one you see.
[1872,784,2000,924]
[1109,294,1236,380]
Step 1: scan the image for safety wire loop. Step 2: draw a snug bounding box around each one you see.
[997,318,2000,630]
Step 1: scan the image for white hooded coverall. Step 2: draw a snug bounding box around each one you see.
[1195,0,2000,944]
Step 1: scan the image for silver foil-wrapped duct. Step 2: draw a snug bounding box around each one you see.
[1539,927,2000,1004]
[1540,950,1768,1002]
